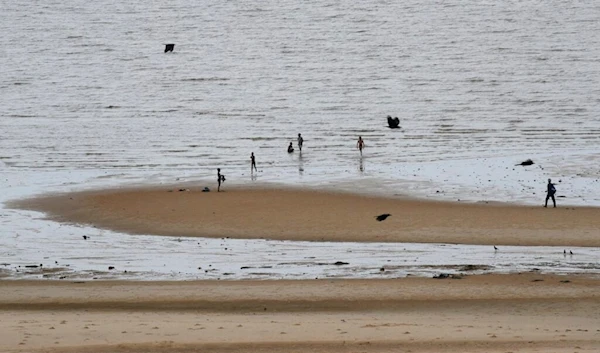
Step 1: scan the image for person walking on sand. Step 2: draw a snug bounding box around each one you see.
[250,152,257,173]
[357,136,365,155]
[544,178,556,208]
[297,133,304,152]
[217,168,225,192]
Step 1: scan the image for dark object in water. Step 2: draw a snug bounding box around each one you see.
[83,235,88,240]
[333,261,349,266]
[375,213,391,221]
[387,115,400,129]
[164,44,175,53]
[516,159,534,166]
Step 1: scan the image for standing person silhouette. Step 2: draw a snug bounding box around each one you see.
[544,178,556,208]
[297,133,304,152]
[356,136,365,155]
[250,152,257,173]
[217,168,225,192]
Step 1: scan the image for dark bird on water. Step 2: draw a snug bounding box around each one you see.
[494,245,498,251]
[570,250,573,255]
[164,43,175,53]
[82,235,88,240]
[375,214,391,221]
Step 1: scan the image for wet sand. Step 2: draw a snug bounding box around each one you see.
[12,186,600,246]
[1,274,600,353]
[5,186,600,352]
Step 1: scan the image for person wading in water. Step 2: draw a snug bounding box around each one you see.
[250,152,257,173]
[356,136,365,155]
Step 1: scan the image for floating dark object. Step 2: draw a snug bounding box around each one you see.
[387,115,400,129]
[164,43,175,53]
[516,159,534,166]
[108,266,115,270]
[494,245,498,251]
[82,235,88,240]
[333,261,349,266]
[375,213,391,221]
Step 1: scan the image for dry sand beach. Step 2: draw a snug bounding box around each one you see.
[1,275,600,353]
[3,186,600,352]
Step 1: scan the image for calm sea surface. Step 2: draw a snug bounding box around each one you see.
[2,0,600,179]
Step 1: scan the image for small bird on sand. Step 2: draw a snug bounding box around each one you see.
[494,246,498,251]
[375,214,391,221]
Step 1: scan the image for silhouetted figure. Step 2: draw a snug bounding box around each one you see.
[297,133,304,151]
[287,142,294,153]
[217,168,225,192]
[544,178,556,208]
[250,152,257,173]
[387,115,400,128]
[375,213,391,221]
[357,136,365,155]
[165,44,175,53]
[494,245,498,251]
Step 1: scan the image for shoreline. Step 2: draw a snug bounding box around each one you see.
[9,184,600,247]
[2,274,600,353]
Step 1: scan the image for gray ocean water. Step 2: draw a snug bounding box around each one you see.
[2,0,599,180]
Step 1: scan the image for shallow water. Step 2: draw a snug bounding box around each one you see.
[1,0,600,280]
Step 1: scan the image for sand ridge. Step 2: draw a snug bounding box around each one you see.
[12,186,600,246]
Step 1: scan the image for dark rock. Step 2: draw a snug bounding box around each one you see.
[333,261,349,266]
[516,159,534,166]
[433,273,450,279]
